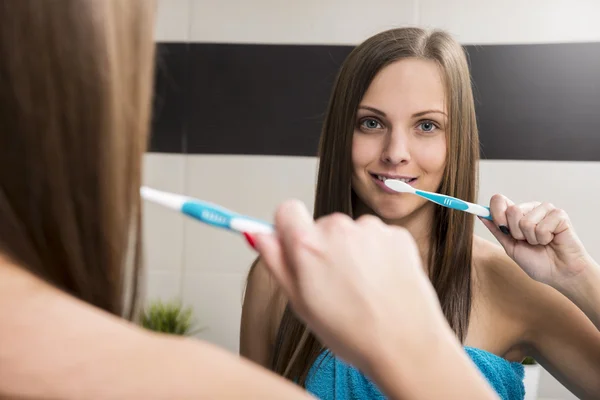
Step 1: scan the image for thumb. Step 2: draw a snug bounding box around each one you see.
[480,216,514,252]
[274,200,315,246]
[274,199,319,267]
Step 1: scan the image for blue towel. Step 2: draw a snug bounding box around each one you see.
[305,347,525,400]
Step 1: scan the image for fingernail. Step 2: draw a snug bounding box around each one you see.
[499,225,510,235]
[243,232,257,250]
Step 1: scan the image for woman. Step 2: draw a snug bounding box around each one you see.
[0,1,498,399]
[241,27,600,399]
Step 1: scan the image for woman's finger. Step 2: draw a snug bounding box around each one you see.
[519,202,554,245]
[506,201,539,241]
[489,194,512,234]
[535,207,570,245]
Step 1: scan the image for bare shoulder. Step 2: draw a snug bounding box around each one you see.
[472,235,531,292]
[472,235,553,313]
[240,257,287,366]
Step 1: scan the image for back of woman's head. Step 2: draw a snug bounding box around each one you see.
[0,1,156,317]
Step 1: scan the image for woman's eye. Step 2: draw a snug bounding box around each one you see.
[418,121,437,132]
[361,118,382,130]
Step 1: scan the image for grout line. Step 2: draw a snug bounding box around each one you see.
[186,0,193,41]
[182,271,248,278]
[178,0,193,301]
[178,157,188,300]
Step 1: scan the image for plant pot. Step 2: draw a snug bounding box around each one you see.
[523,364,541,400]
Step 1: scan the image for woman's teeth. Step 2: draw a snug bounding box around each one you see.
[376,175,412,183]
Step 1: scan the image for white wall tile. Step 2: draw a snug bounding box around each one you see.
[539,366,579,400]
[184,155,318,274]
[143,270,182,303]
[142,154,186,273]
[155,0,191,42]
[189,0,416,44]
[418,0,600,44]
[181,272,247,354]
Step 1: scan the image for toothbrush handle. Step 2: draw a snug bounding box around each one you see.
[465,203,494,221]
[181,201,274,234]
[182,201,235,229]
[414,190,493,220]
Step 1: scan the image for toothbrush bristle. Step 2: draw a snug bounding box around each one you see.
[384,179,413,193]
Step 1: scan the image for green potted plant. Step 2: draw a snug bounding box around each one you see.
[140,299,202,336]
[522,356,540,400]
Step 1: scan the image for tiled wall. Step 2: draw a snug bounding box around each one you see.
[146,1,600,399]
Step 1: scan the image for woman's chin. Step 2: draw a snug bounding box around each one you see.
[354,195,427,223]
[369,200,430,224]
[371,207,413,224]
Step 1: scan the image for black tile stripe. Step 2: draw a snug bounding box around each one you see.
[469,42,600,161]
[150,43,188,153]
[151,42,600,161]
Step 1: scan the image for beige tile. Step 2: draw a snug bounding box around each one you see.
[155,0,191,42]
[142,154,186,273]
[143,270,182,303]
[418,0,600,44]
[190,0,416,44]
[539,367,579,399]
[183,155,318,274]
[143,153,187,190]
[181,272,247,354]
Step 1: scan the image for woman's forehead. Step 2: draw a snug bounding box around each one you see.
[360,58,447,117]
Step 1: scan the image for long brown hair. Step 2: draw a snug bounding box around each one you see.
[270,27,480,384]
[0,1,156,318]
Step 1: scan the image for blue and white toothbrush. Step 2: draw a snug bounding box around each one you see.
[140,187,274,247]
[384,179,493,220]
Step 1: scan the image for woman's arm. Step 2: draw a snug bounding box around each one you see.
[553,256,600,329]
[523,275,600,399]
[0,260,312,400]
[0,250,497,400]
[482,196,600,398]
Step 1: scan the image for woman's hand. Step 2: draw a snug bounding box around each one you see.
[253,200,446,373]
[481,194,593,290]
[253,200,499,400]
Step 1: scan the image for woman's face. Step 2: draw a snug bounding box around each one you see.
[352,58,448,224]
